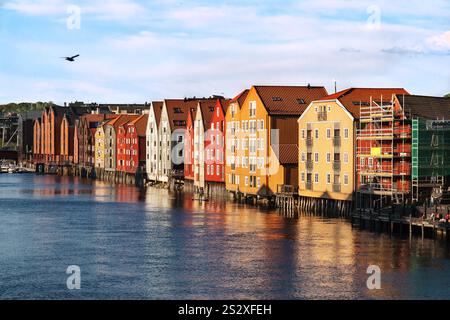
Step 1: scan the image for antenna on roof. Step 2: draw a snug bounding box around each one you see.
[307,83,311,90]
[334,79,337,94]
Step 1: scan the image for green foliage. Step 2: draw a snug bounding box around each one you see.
[444,93,450,98]
[0,101,54,115]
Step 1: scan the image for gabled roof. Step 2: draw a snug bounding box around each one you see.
[165,99,217,131]
[318,88,410,118]
[395,94,450,119]
[275,144,298,165]
[151,101,164,126]
[230,89,249,107]
[198,100,217,128]
[107,115,139,130]
[217,98,231,115]
[128,114,149,137]
[254,85,328,116]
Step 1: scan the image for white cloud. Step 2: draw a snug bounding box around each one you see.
[429,31,450,50]
[3,0,146,22]
[4,0,66,15]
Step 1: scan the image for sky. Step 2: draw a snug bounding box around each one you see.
[0,0,449,104]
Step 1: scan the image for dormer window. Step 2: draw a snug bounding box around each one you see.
[174,108,183,114]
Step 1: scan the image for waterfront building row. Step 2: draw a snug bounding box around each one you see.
[32,86,450,208]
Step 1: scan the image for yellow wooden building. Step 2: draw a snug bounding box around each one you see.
[225,85,328,198]
[297,88,409,203]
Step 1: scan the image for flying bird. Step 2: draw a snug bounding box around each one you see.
[61,54,80,62]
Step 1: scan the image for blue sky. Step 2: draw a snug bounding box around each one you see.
[0,0,449,104]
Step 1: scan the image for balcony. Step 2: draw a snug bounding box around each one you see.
[306,138,313,148]
[306,161,314,170]
[318,112,327,121]
[333,183,341,192]
[333,136,341,147]
[333,161,341,171]
[277,185,298,195]
[306,182,313,190]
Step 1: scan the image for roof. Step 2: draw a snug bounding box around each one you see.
[106,115,139,130]
[319,88,410,118]
[231,89,250,107]
[198,100,217,128]
[128,114,149,136]
[275,144,298,165]
[165,99,217,131]
[396,95,450,120]
[254,85,329,115]
[217,98,231,115]
[151,101,164,126]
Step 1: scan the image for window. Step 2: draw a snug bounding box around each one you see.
[257,177,261,188]
[360,157,365,167]
[245,176,249,186]
[326,128,331,139]
[314,173,319,184]
[326,153,331,163]
[344,128,349,139]
[368,158,373,167]
[314,153,319,163]
[327,173,331,184]
[344,153,349,164]
[301,172,305,182]
[249,101,257,117]
[302,153,306,162]
[315,129,319,139]
[302,129,305,139]
[344,174,349,185]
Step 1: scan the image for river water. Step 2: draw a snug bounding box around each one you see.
[0,174,449,300]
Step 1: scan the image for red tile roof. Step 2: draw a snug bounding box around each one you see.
[165,99,217,131]
[151,101,164,126]
[128,114,149,137]
[107,115,140,130]
[254,85,328,115]
[275,144,298,165]
[231,89,250,107]
[319,88,410,118]
[198,100,216,128]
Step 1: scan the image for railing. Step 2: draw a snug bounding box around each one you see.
[317,112,327,121]
[333,137,341,147]
[277,185,298,194]
[306,138,313,147]
[306,182,313,190]
[306,161,313,170]
[333,161,341,171]
[333,184,341,192]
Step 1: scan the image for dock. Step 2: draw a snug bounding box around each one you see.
[351,211,450,240]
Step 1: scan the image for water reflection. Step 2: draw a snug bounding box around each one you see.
[1,174,450,299]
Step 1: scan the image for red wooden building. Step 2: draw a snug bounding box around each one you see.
[117,115,148,174]
[205,99,229,183]
[184,108,196,181]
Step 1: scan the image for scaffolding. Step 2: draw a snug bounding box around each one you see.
[412,119,450,204]
[356,96,411,210]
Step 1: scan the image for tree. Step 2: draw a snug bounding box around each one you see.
[444,93,450,98]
